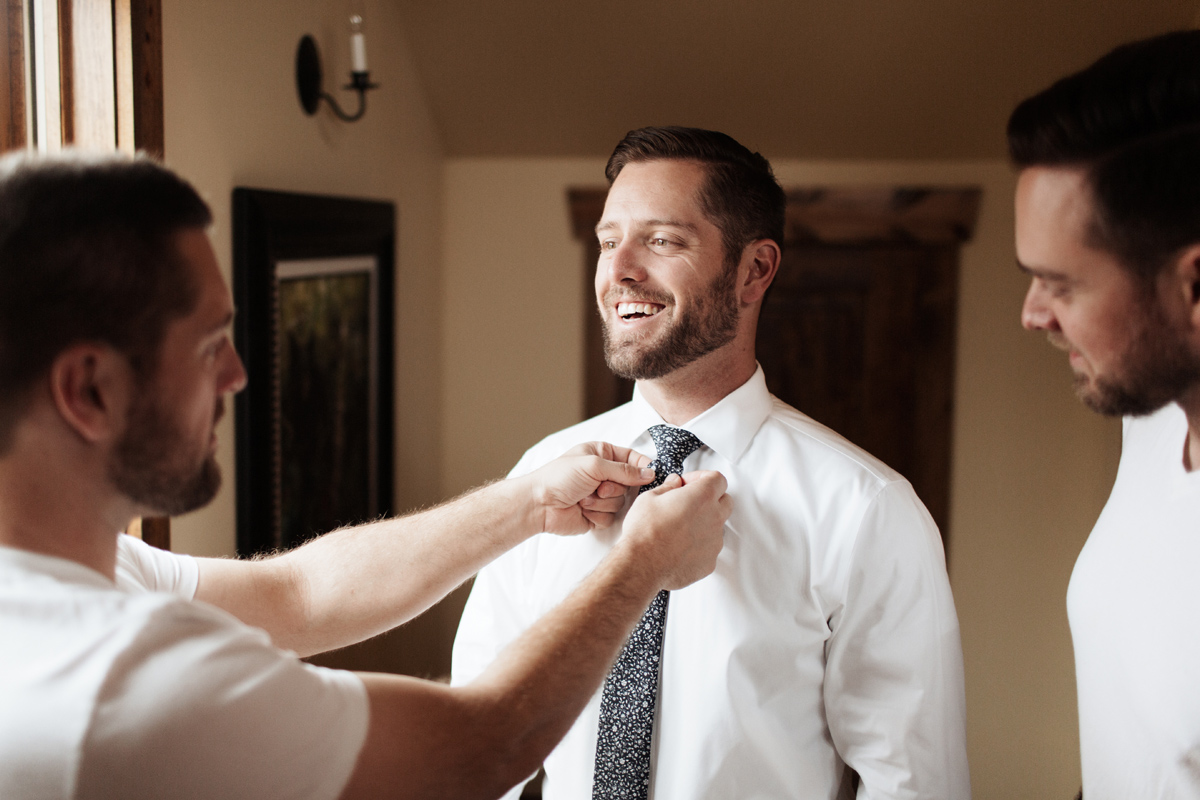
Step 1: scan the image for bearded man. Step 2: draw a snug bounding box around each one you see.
[453,127,970,800]
[0,151,732,800]
[1011,30,1200,798]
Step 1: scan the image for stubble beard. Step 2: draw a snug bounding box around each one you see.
[108,391,223,517]
[1067,297,1200,417]
[601,260,741,381]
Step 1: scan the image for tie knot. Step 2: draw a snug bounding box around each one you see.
[647,424,704,478]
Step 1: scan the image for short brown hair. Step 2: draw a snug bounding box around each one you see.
[0,151,211,453]
[605,126,785,266]
[1008,30,1200,283]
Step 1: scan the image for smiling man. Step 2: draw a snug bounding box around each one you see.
[1010,30,1200,798]
[0,151,732,800]
[453,127,970,800]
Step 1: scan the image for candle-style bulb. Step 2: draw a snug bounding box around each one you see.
[349,14,368,73]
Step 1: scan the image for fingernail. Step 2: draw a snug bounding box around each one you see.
[640,468,656,479]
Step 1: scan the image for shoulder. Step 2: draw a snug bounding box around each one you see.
[114,534,198,597]
[759,396,904,490]
[76,598,368,799]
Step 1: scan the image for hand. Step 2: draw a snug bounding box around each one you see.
[523,442,656,535]
[619,470,731,591]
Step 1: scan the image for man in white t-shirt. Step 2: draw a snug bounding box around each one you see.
[1009,31,1200,798]
[0,151,731,800]
[453,127,969,799]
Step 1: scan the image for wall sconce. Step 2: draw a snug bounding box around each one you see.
[295,15,378,122]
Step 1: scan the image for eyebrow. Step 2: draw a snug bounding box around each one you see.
[205,309,235,335]
[1016,260,1070,281]
[595,218,702,236]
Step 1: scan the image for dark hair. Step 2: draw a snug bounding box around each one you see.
[1008,30,1200,281]
[605,126,786,265]
[0,151,211,452]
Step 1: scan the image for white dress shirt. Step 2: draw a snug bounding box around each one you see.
[453,367,970,800]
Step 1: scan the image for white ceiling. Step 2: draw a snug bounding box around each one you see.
[393,0,1197,159]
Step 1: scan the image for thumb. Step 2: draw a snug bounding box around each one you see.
[594,458,657,489]
[645,472,683,495]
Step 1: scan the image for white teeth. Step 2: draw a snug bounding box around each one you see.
[617,302,663,319]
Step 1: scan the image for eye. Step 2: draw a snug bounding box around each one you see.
[650,237,671,247]
[598,239,618,252]
[1045,279,1072,300]
[204,337,227,362]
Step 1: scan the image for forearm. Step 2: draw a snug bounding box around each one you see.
[198,478,540,656]
[343,539,661,800]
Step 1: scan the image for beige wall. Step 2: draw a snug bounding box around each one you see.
[160,0,445,557]
[439,157,1121,799]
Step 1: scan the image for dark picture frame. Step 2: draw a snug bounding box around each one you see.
[232,188,395,556]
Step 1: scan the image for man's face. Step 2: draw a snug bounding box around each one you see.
[594,159,740,381]
[108,229,247,515]
[1016,167,1200,416]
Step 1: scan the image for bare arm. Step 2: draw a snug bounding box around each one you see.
[340,471,731,800]
[194,443,654,656]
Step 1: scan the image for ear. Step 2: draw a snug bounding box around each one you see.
[48,344,134,444]
[738,239,781,306]
[1177,244,1200,314]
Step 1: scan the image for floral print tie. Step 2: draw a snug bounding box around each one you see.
[591,425,705,800]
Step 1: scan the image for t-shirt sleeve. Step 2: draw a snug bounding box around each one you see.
[114,533,199,600]
[76,599,369,800]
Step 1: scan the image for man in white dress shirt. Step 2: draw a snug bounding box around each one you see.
[453,127,970,799]
[1010,31,1200,798]
[0,151,732,800]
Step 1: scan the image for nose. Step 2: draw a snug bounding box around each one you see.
[221,345,248,395]
[1020,279,1057,332]
[605,240,647,285]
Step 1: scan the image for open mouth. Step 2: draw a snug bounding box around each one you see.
[617,301,665,321]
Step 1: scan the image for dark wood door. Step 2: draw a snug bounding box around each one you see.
[757,242,958,541]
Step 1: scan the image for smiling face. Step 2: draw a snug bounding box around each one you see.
[1017,167,1200,416]
[107,229,247,515]
[595,159,742,381]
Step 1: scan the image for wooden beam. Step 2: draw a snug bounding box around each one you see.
[129,0,162,156]
[0,0,26,150]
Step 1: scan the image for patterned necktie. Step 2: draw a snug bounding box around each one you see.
[592,424,704,800]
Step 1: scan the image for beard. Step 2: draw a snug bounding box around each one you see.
[601,260,740,380]
[108,392,223,516]
[1064,298,1200,417]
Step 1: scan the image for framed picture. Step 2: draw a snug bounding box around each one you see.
[232,188,395,556]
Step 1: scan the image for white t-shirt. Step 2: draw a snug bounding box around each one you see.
[1069,403,1200,798]
[0,534,369,800]
[453,368,969,800]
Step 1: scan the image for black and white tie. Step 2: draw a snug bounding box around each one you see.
[591,424,704,800]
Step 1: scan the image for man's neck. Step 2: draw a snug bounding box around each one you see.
[635,348,758,426]
[0,441,131,582]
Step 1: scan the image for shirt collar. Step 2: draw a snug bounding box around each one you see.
[625,364,772,465]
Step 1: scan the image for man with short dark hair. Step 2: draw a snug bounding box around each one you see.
[1010,30,1200,797]
[454,127,970,799]
[0,151,732,800]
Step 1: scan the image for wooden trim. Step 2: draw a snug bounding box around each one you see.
[56,0,74,144]
[113,0,133,153]
[784,187,982,245]
[128,0,161,155]
[138,516,170,550]
[0,0,26,150]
